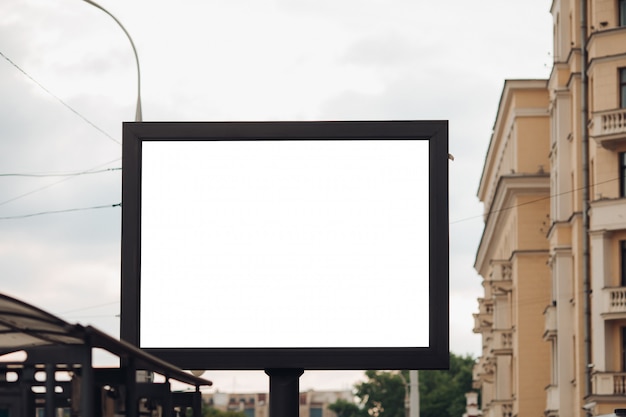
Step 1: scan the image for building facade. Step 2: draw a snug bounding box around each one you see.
[473,80,552,417]
[473,0,626,416]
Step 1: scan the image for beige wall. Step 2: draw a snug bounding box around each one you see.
[517,117,550,174]
[514,252,551,417]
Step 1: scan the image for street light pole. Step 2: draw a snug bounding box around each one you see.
[409,370,419,417]
[81,0,143,122]
[398,371,420,417]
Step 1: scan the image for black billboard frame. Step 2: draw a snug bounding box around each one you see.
[120,120,449,371]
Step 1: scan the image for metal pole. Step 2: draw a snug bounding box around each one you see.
[81,0,143,121]
[397,372,409,417]
[580,0,592,410]
[45,363,55,417]
[265,369,304,417]
[80,346,94,417]
[409,371,419,417]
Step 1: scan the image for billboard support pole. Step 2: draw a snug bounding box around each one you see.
[265,368,304,417]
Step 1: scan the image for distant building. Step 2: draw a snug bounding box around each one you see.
[202,390,353,417]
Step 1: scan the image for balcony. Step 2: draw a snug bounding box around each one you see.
[491,329,513,355]
[486,400,513,417]
[592,372,626,395]
[590,108,626,149]
[590,198,626,232]
[543,304,557,340]
[473,298,494,333]
[601,287,626,319]
[473,313,493,333]
[488,261,512,295]
[545,385,559,414]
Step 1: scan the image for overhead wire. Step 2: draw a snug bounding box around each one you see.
[0,167,121,177]
[0,203,121,220]
[59,301,119,315]
[1,174,622,222]
[0,51,619,227]
[450,176,621,225]
[0,50,125,218]
[0,157,121,208]
[0,50,121,145]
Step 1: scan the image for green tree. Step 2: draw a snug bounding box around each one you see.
[328,353,476,417]
[327,398,364,417]
[419,353,475,417]
[355,370,406,417]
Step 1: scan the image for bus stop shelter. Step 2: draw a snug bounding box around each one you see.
[0,293,212,417]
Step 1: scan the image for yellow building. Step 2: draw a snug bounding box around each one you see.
[473,79,552,417]
[549,0,626,415]
[474,0,626,416]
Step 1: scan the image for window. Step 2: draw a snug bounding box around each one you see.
[620,0,626,27]
[620,153,626,197]
[621,68,626,108]
[310,408,323,417]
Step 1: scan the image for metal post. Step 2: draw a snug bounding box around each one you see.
[580,0,593,410]
[45,363,55,417]
[193,388,202,417]
[125,358,138,417]
[409,371,419,417]
[80,346,94,417]
[265,369,304,417]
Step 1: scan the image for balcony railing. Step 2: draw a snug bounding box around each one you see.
[602,287,626,315]
[592,372,626,395]
[590,108,626,149]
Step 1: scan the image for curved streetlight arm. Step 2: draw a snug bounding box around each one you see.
[82,0,142,121]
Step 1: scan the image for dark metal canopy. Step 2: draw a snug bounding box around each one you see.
[0,292,211,387]
[0,293,84,350]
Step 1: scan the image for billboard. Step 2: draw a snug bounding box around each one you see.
[121,121,448,370]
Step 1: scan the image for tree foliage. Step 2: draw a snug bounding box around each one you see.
[328,353,476,417]
[355,370,406,417]
[419,353,476,417]
[327,398,363,417]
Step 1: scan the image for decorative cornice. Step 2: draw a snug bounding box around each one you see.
[475,174,550,273]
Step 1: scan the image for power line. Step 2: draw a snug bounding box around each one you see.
[0,203,121,220]
[60,300,119,314]
[0,167,120,178]
[63,314,119,319]
[450,176,620,225]
[0,158,121,208]
[0,50,121,145]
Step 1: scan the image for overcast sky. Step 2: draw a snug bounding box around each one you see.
[0,0,552,392]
